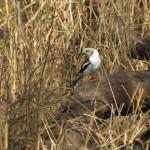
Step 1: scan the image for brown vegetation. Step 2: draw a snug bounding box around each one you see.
[0,0,149,150]
[59,70,150,149]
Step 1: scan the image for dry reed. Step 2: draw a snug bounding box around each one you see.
[0,0,149,149]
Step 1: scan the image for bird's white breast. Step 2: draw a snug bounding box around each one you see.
[89,55,101,73]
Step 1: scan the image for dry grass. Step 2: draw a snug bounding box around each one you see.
[0,0,150,149]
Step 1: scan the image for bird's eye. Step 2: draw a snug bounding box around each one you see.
[86,50,90,53]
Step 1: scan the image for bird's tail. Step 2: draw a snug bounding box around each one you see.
[70,76,81,87]
[70,79,77,87]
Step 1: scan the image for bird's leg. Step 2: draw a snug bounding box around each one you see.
[87,75,96,82]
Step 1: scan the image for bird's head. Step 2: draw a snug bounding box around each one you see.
[81,48,99,57]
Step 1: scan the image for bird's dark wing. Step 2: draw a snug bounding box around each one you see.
[71,59,90,87]
[76,59,90,76]
[71,59,91,87]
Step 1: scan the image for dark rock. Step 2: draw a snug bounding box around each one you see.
[63,70,150,120]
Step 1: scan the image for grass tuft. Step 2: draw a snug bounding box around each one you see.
[0,0,149,149]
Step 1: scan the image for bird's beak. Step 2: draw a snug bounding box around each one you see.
[79,52,84,56]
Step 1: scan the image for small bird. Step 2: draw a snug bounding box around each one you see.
[72,48,101,86]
